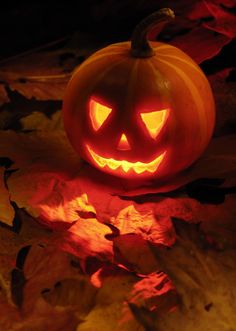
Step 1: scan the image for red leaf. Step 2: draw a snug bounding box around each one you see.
[171,26,230,63]
[203,1,236,38]
[128,272,176,314]
[148,1,235,63]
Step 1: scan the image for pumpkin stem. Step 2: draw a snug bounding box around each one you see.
[131,8,175,58]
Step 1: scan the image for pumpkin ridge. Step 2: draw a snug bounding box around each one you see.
[88,58,130,97]
[73,51,126,76]
[147,59,170,88]
[157,54,206,79]
[125,59,140,120]
[91,48,126,57]
[153,57,208,145]
[147,60,178,144]
[153,45,173,51]
[146,60,172,101]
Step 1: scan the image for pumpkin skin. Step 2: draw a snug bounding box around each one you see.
[63,10,215,181]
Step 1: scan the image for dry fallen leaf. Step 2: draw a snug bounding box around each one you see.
[209,69,236,136]
[0,3,235,330]
[148,220,236,331]
[20,110,64,131]
[0,51,72,101]
[0,84,9,106]
[171,26,231,64]
[0,208,53,331]
[77,266,144,331]
[111,205,176,247]
[148,1,236,64]
[0,167,14,226]
[203,1,236,38]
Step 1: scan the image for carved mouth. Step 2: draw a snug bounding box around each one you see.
[87,145,166,174]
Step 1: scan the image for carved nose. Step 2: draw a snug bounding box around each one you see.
[117,133,131,151]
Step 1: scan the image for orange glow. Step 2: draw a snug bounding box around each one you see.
[89,99,112,131]
[87,145,166,174]
[140,109,170,139]
[117,133,131,151]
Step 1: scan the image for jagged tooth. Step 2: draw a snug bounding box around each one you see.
[121,161,131,172]
[145,160,157,173]
[95,154,106,167]
[146,163,158,173]
[87,144,166,175]
[107,159,120,170]
[146,153,165,172]
[133,162,145,174]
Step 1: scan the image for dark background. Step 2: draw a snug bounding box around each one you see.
[0,1,235,75]
[0,1,200,58]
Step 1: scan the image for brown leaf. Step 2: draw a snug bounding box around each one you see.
[128,272,177,315]
[0,51,72,101]
[150,220,236,331]
[0,84,9,106]
[20,110,63,131]
[22,244,97,314]
[0,209,52,317]
[209,70,236,136]
[78,266,145,331]
[55,217,114,261]
[113,234,161,274]
[111,205,176,247]
[0,130,81,221]
[0,167,14,226]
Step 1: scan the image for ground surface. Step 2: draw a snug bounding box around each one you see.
[0,1,235,330]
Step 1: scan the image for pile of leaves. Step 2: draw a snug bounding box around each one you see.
[0,1,235,330]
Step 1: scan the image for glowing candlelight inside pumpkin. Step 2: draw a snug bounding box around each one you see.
[63,8,215,180]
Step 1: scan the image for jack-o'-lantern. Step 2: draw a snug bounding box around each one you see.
[63,8,215,181]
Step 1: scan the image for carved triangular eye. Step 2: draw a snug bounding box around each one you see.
[89,99,112,131]
[140,109,170,139]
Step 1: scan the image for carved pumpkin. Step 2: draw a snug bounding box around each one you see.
[63,8,215,181]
